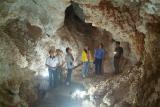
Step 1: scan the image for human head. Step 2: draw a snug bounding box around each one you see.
[50,46,55,51]
[66,47,71,54]
[56,49,63,55]
[84,45,89,50]
[115,41,120,47]
[49,48,56,56]
[99,43,104,48]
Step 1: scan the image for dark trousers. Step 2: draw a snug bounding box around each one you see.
[95,58,103,74]
[48,69,58,88]
[114,57,121,74]
[66,69,72,83]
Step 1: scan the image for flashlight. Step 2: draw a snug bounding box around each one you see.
[113,51,117,55]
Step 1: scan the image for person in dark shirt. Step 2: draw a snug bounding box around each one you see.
[114,41,123,74]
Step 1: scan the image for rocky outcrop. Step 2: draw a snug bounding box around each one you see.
[0,0,159,107]
[72,0,160,106]
[0,66,37,107]
[73,0,160,60]
[0,0,71,75]
[0,0,70,106]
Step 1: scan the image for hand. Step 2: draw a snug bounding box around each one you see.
[46,64,51,68]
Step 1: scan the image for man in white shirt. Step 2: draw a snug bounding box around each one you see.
[46,47,59,88]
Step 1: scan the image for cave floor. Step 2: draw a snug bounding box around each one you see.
[32,82,84,107]
[32,71,113,107]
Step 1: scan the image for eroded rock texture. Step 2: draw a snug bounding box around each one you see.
[0,0,70,106]
[0,0,160,107]
[0,0,114,106]
[72,0,160,107]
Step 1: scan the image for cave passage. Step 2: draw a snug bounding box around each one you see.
[31,2,135,107]
[32,4,116,107]
[32,4,97,107]
[1,0,159,107]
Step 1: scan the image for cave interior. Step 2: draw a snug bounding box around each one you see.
[0,0,160,107]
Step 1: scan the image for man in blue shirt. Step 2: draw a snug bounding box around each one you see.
[94,43,105,74]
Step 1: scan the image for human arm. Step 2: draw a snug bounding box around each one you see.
[45,57,59,68]
[70,53,74,61]
[45,60,55,68]
[65,55,74,69]
[45,64,51,67]
[94,49,97,58]
[81,51,85,62]
[45,57,50,67]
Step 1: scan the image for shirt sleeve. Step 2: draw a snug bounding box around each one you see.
[94,49,97,57]
[45,57,49,65]
[65,55,70,68]
[65,55,67,62]
[55,57,59,66]
[71,54,74,61]
[57,56,61,65]
[65,55,69,63]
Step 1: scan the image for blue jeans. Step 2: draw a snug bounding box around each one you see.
[57,66,63,83]
[82,62,89,77]
[48,68,58,88]
[66,69,72,83]
[94,58,102,74]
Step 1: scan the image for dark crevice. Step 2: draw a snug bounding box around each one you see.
[64,4,97,35]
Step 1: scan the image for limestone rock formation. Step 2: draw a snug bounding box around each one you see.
[0,0,159,107]
[0,0,71,106]
[72,0,160,106]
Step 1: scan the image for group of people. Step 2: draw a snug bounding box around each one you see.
[81,43,105,78]
[81,41,123,77]
[45,46,74,88]
[45,41,123,89]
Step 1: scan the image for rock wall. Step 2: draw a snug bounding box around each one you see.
[0,0,71,76]
[72,0,160,106]
[73,0,160,60]
[0,0,159,107]
[136,22,160,107]
[0,1,117,106]
[0,0,71,106]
